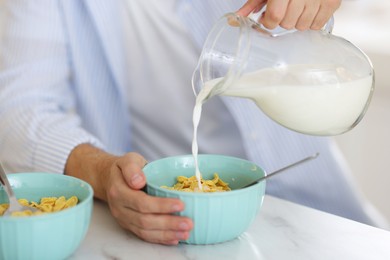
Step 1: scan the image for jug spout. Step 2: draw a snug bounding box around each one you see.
[192,13,252,100]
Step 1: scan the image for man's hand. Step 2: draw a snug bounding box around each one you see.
[237,0,341,30]
[65,144,193,245]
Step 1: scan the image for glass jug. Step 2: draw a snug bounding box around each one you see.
[192,13,374,136]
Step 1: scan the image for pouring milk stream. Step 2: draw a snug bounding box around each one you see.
[191,13,374,190]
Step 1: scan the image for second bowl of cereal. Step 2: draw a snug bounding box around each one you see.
[143,154,266,245]
[0,173,93,260]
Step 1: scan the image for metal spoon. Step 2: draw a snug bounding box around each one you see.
[239,152,319,189]
[0,163,38,216]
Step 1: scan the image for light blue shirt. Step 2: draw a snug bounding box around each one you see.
[0,0,384,227]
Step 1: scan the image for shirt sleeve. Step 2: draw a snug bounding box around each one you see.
[0,0,104,174]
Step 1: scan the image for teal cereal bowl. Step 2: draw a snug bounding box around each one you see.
[144,154,266,245]
[0,173,93,260]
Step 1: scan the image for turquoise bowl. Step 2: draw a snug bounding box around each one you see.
[0,173,93,260]
[144,154,266,245]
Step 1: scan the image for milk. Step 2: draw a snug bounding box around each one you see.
[192,65,373,188]
[219,66,373,135]
[192,83,214,190]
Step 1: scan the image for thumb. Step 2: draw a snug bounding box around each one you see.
[129,169,146,190]
[119,153,148,190]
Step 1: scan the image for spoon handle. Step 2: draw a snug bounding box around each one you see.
[0,163,15,198]
[262,152,319,181]
[243,152,319,188]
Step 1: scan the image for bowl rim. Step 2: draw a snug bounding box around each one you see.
[0,172,94,222]
[144,154,267,197]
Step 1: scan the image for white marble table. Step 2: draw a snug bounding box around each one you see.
[71,196,390,260]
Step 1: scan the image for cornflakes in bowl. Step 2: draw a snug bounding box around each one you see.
[144,154,266,245]
[0,173,93,260]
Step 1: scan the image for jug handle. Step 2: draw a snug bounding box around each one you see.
[247,8,334,35]
[322,16,334,34]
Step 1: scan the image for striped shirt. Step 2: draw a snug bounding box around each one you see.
[0,0,385,227]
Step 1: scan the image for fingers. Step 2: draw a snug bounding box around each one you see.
[105,160,194,245]
[127,213,193,245]
[107,165,184,214]
[108,181,193,245]
[295,2,320,30]
[238,0,341,30]
[259,0,289,29]
[236,0,267,16]
[123,188,186,214]
[310,2,340,30]
[279,0,307,30]
[112,195,193,245]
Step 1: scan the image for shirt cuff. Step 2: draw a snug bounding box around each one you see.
[33,129,105,174]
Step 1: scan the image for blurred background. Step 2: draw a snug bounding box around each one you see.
[333,0,390,227]
[0,0,388,226]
